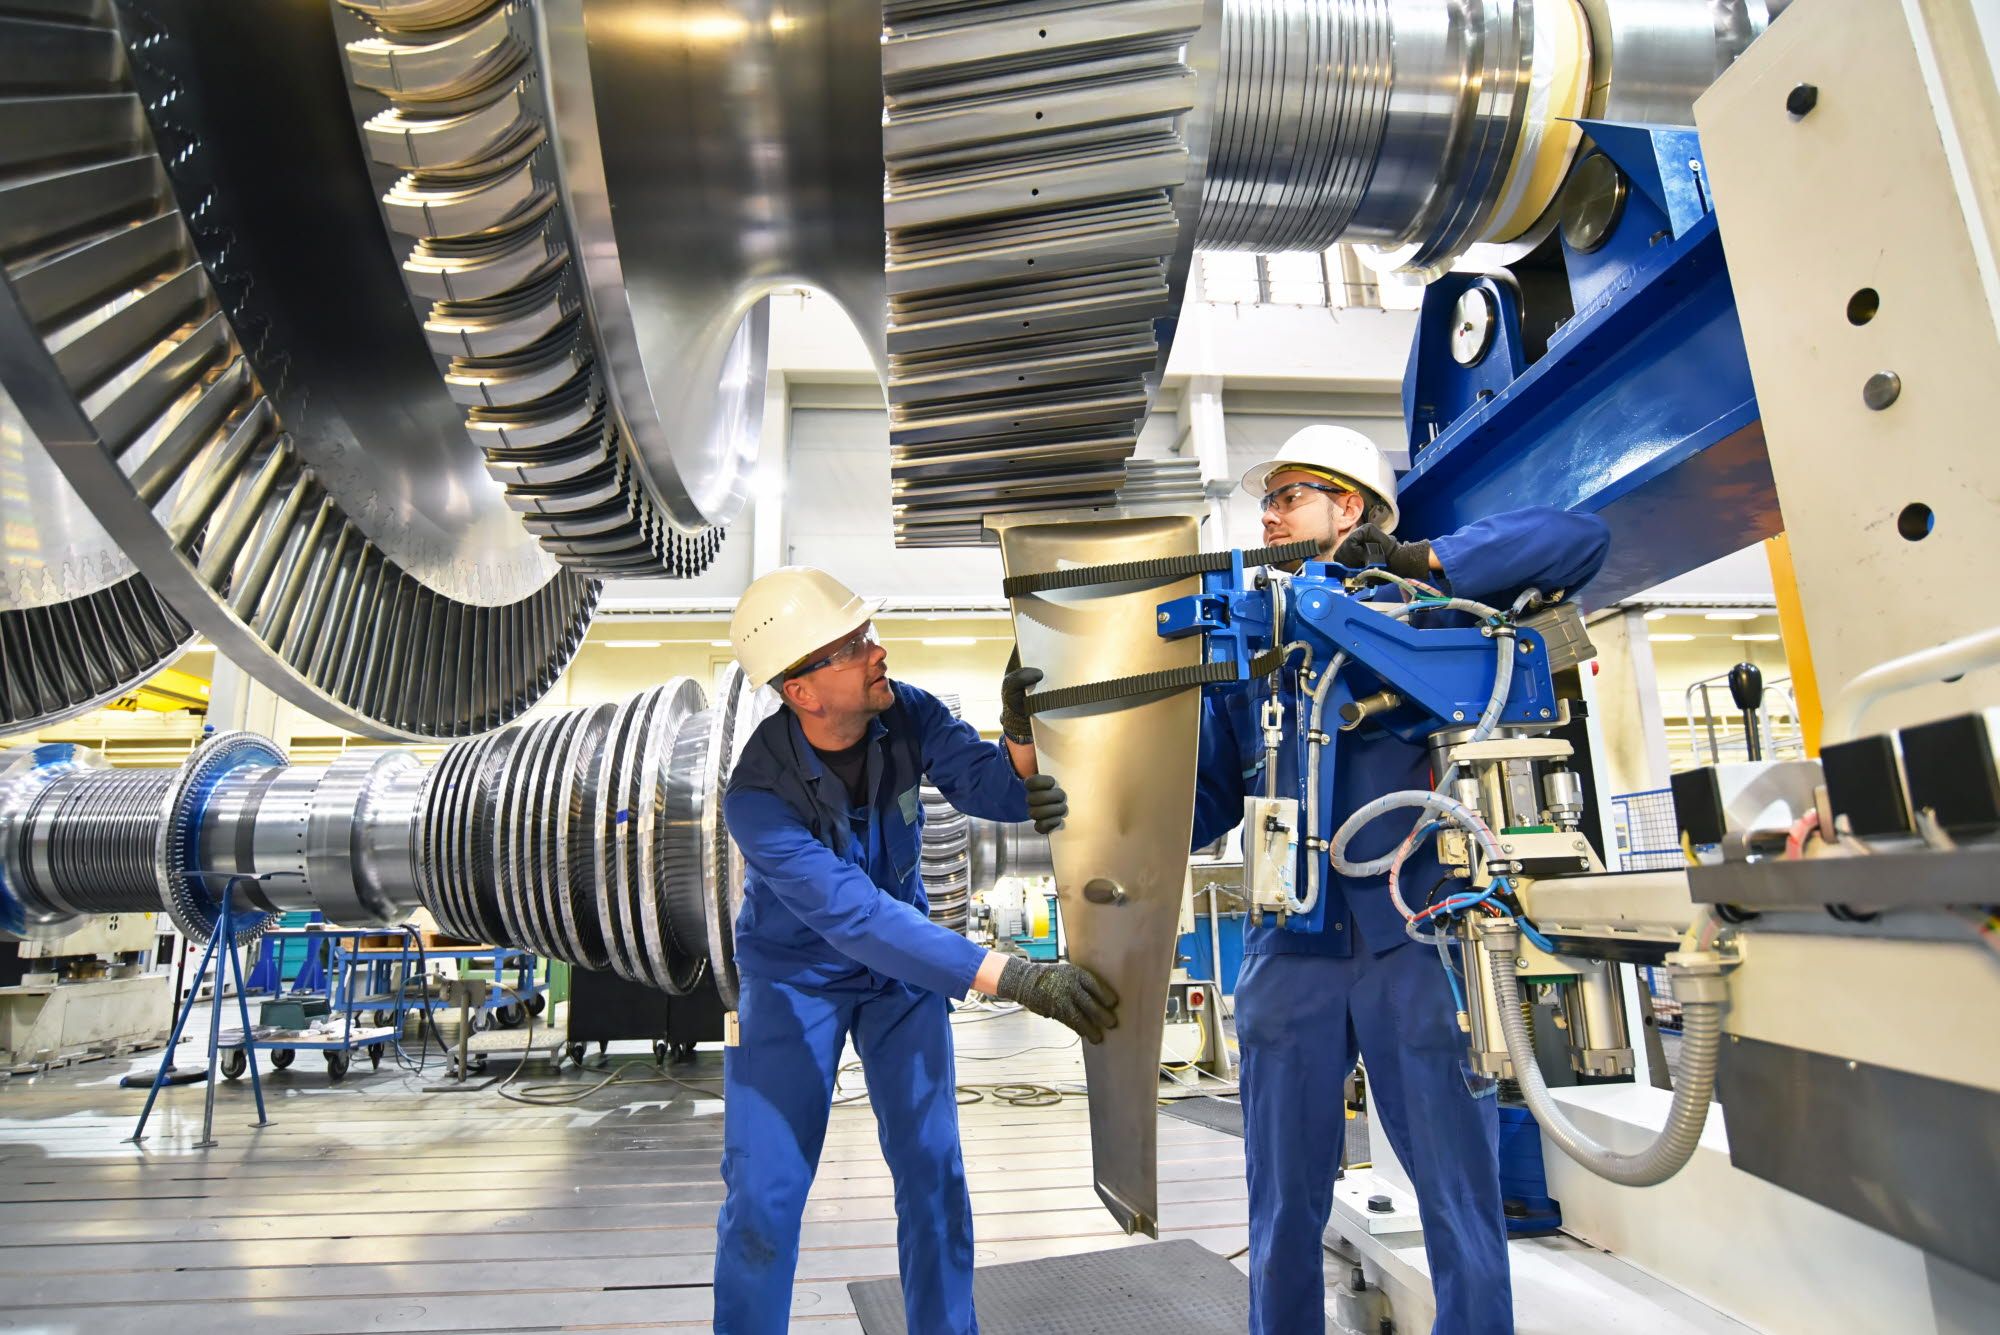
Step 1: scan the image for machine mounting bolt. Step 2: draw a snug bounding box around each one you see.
[1501,843,1515,854]
[1863,371,1902,410]
[1539,708,1552,719]
[1846,1059,1859,1071]
[1786,83,1819,117]
[1519,642,1532,654]
[1452,710,1466,722]
[1157,611,1168,623]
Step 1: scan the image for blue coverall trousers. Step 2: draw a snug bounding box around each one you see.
[713,971,976,1334]
[1236,917,1512,1334]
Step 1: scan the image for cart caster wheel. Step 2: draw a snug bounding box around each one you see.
[563,1042,586,1069]
[653,1040,670,1066]
[469,1053,488,1075]
[325,1052,351,1083]
[368,1044,384,1070]
[220,1048,247,1080]
[469,1008,492,1033]
[270,1048,295,1070]
[496,1001,526,1030]
[372,1010,394,1028]
[672,1041,695,1066]
[527,994,546,1017]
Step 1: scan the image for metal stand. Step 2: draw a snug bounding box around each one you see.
[128,895,268,1145]
[423,977,501,1092]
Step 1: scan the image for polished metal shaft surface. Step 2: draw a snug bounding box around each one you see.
[17,768,175,918]
[0,680,765,1010]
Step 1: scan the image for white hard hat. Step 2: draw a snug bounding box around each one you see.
[730,566,884,687]
[1239,424,1400,533]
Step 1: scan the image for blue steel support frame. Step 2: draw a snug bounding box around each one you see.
[1395,123,1781,607]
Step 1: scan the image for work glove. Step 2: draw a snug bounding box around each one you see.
[996,956,1119,1044]
[1333,523,1433,583]
[1024,772,1068,834]
[999,648,1039,745]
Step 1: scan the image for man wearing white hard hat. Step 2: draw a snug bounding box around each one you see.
[713,565,1117,1334]
[1193,425,1612,1334]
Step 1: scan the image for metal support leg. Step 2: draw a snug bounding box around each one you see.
[224,902,269,1128]
[129,928,222,1142]
[454,991,472,1082]
[195,899,234,1148]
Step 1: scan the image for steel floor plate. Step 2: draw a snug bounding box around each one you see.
[849,1238,1251,1334]
[0,999,1252,1332]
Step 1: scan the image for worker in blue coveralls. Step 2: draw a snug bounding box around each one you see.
[1194,426,1609,1334]
[716,565,1120,1335]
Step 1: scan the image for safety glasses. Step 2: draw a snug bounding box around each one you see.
[1259,479,1353,514]
[786,622,879,679]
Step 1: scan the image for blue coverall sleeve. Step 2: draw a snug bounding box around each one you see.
[1192,688,1256,851]
[723,786,989,998]
[902,684,1031,823]
[1427,506,1611,605]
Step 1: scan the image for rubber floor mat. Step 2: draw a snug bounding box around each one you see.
[1160,1096,1244,1137]
[849,1238,1250,1334]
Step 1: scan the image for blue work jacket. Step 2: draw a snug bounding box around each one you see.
[724,680,1028,998]
[1193,507,1612,959]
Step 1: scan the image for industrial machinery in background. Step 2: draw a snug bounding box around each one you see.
[919,694,974,934]
[0,909,165,1072]
[0,0,1769,736]
[0,665,776,1096]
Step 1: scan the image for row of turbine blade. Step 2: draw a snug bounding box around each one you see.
[335,0,724,579]
[413,669,761,1007]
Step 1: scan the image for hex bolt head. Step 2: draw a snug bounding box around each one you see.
[1786,83,1819,117]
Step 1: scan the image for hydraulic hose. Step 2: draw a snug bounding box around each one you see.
[1485,922,1727,1186]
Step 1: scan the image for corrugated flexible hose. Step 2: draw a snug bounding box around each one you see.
[1487,927,1723,1186]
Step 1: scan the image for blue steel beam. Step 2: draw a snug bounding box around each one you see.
[1396,132,1781,608]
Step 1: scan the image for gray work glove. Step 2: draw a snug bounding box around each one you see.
[1024,772,1067,834]
[999,649,1039,745]
[1333,522,1433,582]
[996,957,1119,1044]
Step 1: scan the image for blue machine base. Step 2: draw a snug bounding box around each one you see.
[1498,1102,1563,1237]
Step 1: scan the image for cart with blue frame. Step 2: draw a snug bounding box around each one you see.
[342,938,546,1076]
[220,925,407,1082]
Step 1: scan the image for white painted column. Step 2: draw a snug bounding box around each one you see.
[751,372,792,578]
[1587,610,1673,796]
[1179,375,1232,549]
[204,657,284,743]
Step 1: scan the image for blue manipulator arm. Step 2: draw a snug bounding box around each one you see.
[1159,556,1560,933]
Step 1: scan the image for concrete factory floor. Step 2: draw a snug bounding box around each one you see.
[0,1001,1743,1333]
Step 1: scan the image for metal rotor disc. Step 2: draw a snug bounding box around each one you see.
[156,730,288,946]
